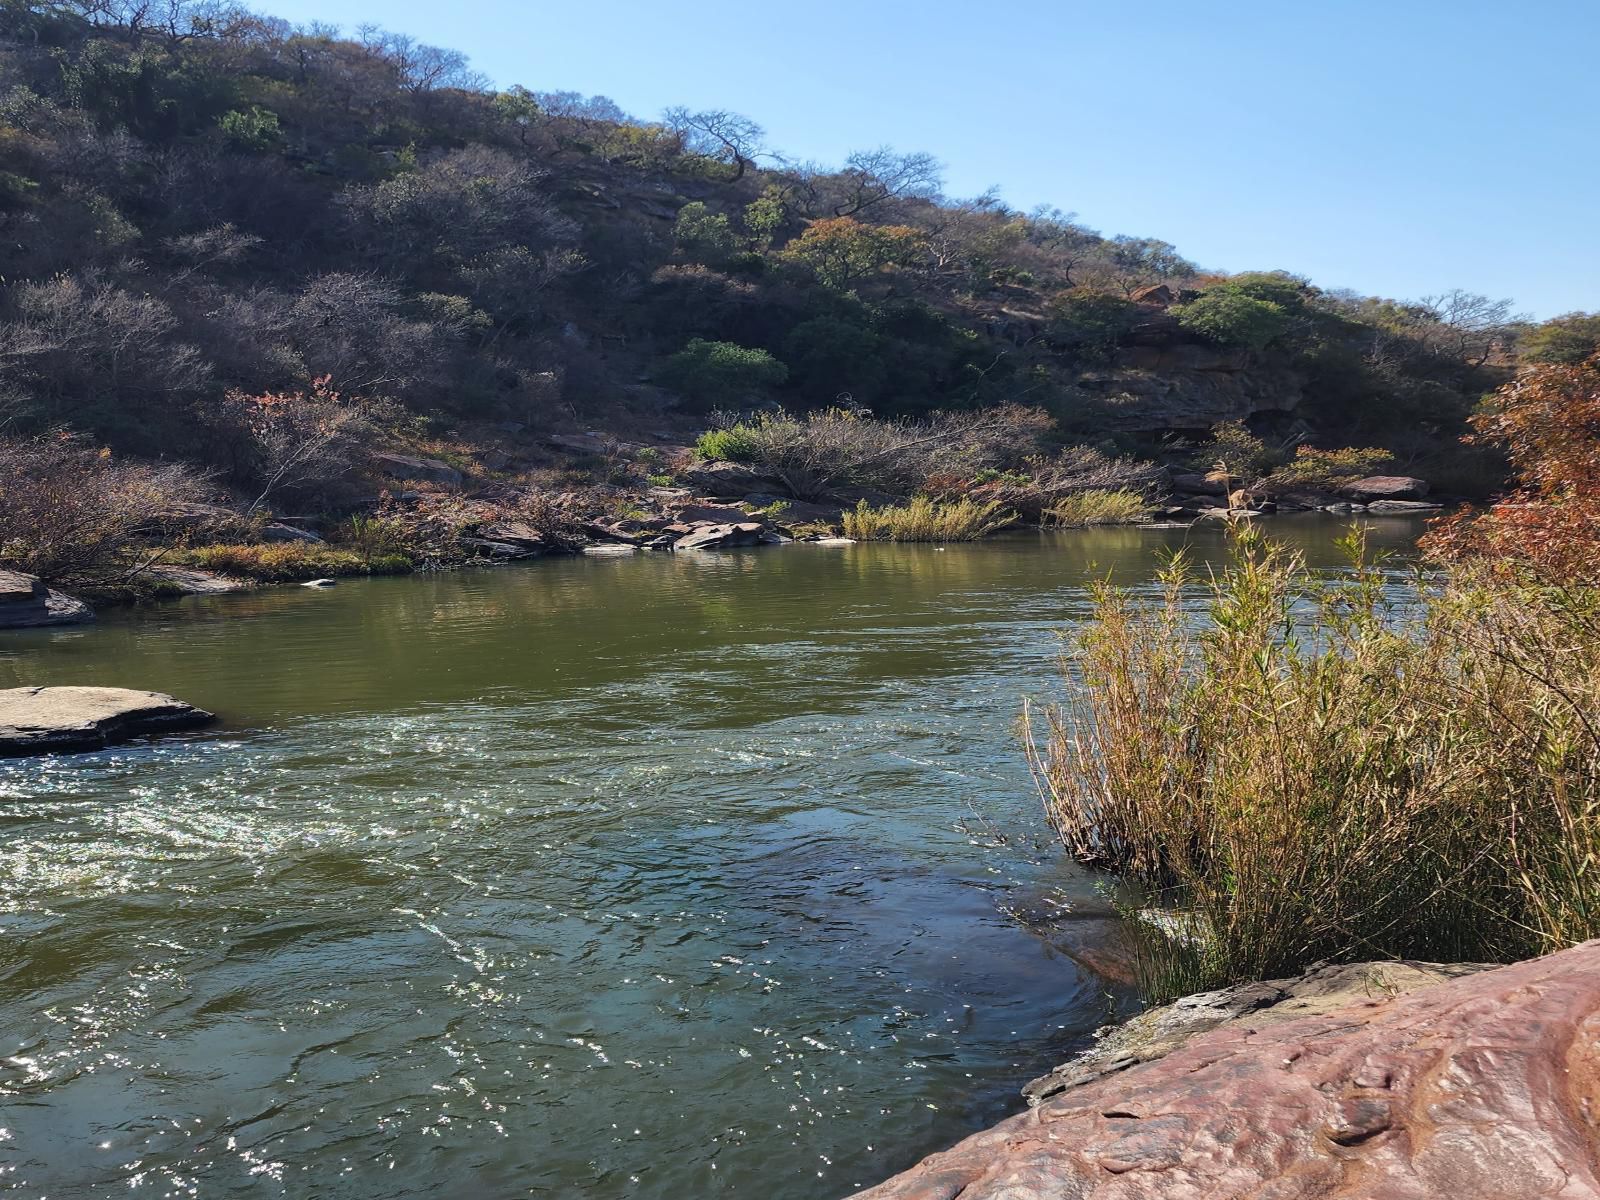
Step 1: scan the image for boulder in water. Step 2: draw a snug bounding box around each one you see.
[0,685,215,757]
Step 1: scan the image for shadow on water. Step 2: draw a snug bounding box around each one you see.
[0,517,1425,1197]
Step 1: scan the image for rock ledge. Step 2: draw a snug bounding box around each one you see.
[0,686,216,757]
[856,940,1600,1199]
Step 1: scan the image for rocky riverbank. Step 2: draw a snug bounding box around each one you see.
[854,941,1600,1198]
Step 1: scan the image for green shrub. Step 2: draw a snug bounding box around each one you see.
[1267,445,1393,489]
[657,339,788,409]
[1025,526,1600,999]
[842,496,1015,541]
[693,424,763,462]
[1049,488,1152,527]
[1174,287,1291,350]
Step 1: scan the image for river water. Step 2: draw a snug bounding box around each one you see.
[0,518,1424,1198]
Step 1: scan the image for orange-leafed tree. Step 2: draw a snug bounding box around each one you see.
[223,376,366,514]
[777,217,925,290]
[1423,354,1600,583]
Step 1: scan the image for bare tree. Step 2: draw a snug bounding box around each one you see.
[357,26,484,96]
[1416,289,1521,366]
[663,107,764,181]
[829,147,943,216]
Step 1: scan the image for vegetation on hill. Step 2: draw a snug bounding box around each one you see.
[0,0,1580,494]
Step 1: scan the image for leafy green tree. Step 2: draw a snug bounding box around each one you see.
[218,106,281,153]
[1522,312,1600,365]
[1174,287,1291,350]
[672,201,737,266]
[778,217,924,289]
[656,339,787,409]
[743,187,787,248]
[1045,289,1141,361]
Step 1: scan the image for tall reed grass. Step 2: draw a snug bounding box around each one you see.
[1048,488,1152,527]
[842,496,1015,542]
[1024,524,1600,998]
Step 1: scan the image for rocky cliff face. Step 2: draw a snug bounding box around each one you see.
[1071,343,1307,434]
[853,941,1600,1199]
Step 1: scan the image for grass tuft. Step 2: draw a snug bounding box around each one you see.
[176,542,412,582]
[1024,523,1600,999]
[841,496,1015,542]
[1048,488,1152,527]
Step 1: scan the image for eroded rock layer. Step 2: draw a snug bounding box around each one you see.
[855,940,1600,1199]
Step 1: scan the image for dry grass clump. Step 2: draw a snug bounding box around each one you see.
[842,496,1015,542]
[1025,524,1600,998]
[1048,488,1153,527]
[176,542,410,581]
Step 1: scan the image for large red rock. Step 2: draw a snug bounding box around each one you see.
[854,940,1600,1199]
[1342,475,1431,501]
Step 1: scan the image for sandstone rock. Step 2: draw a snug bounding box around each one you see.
[671,503,757,524]
[0,569,44,603]
[1022,960,1492,1107]
[260,522,323,543]
[679,460,785,497]
[0,570,94,629]
[473,521,547,553]
[148,566,245,595]
[582,544,636,557]
[370,452,464,487]
[1168,472,1228,497]
[674,522,766,551]
[1072,350,1306,433]
[543,431,613,455]
[1365,499,1444,514]
[1342,475,1430,501]
[857,942,1600,1199]
[0,686,215,756]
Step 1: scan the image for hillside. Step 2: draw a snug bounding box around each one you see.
[1,4,1534,459]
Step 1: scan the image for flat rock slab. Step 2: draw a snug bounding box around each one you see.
[0,569,94,628]
[0,686,216,757]
[856,940,1600,1199]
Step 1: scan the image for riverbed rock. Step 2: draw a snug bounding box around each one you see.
[370,451,464,487]
[679,460,785,498]
[1364,499,1444,514]
[671,503,757,524]
[674,521,766,551]
[260,522,324,543]
[1342,475,1430,501]
[1020,959,1492,1106]
[855,940,1600,1199]
[0,570,94,629]
[0,685,216,756]
[148,566,246,595]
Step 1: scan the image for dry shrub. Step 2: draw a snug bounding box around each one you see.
[0,433,209,589]
[1025,524,1600,998]
[700,404,1052,500]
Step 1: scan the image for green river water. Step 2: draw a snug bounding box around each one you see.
[0,518,1425,1199]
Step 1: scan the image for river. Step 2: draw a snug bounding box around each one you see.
[0,518,1425,1198]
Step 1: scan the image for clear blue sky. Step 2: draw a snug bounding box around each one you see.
[263,0,1596,319]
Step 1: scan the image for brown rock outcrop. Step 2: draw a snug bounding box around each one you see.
[855,941,1600,1199]
[1342,475,1431,501]
[0,570,93,629]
